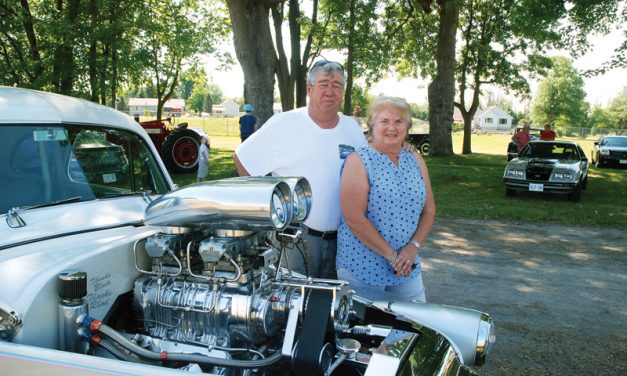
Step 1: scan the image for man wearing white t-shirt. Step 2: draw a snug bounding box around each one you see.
[234,61,367,279]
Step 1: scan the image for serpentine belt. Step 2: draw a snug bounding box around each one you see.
[293,289,332,375]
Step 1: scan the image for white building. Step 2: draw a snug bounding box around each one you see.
[474,106,513,131]
[212,101,240,117]
[128,98,185,116]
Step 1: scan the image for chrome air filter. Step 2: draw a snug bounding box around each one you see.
[144,177,292,230]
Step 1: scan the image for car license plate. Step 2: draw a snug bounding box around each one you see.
[529,183,544,192]
[620,159,627,164]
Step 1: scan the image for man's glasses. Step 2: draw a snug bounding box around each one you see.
[311,60,344,73]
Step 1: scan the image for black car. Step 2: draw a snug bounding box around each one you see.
[590,135,627,168]
[507,126,543,161]
[503,141,589,202]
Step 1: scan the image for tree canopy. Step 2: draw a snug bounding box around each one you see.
[531,56,589,128]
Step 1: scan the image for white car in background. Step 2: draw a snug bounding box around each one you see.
[0,86,494,376]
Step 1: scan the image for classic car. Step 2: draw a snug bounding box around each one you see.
[590,135,627,168]
[507,126,543,161]
[0,86,495,376]
[503,140,589,202]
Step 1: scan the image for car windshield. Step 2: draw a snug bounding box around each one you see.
[601,137,627,147]
[519,143,579,159]
[0,124,170,213]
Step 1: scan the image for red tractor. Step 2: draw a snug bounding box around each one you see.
[137,116,204,174]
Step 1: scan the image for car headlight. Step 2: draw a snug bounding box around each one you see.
[552,172,574,180]
[475,313,496,366]
[551,171,576,181]
[600,149,610,156]
[505,169,525,178]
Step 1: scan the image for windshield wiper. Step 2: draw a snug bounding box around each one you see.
[6,196,82,228]
[100,191,153,204]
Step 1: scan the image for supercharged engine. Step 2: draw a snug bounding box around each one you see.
[53,177,494,375]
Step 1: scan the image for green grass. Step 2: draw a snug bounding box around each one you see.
[169,121,626,228]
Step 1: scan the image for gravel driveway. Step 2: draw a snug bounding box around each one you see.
[421,216,627,375]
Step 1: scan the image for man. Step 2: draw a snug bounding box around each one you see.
[234,61,367,279]
[540,123,556,141]
[239,104,256,142]
[512,122,531,151]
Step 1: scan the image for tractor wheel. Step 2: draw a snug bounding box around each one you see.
[419,141,430,155]
[161,128,200,174]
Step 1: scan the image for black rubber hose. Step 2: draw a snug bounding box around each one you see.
[97,322,282,368]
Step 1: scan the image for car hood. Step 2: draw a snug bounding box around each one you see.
[508,158,579,168]
[1,197,150,249]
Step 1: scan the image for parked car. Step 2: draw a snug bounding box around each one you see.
[590,135,627,168]
[503,140,589,202]
[0,86,494,376]
[507,126,543,161]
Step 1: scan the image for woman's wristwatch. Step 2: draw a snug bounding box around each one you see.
[410,240,421,249]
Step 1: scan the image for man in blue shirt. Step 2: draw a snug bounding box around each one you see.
[239,104,257,142]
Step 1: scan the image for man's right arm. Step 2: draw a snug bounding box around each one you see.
[233,153,250,176]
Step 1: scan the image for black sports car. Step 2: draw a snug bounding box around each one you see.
[590,135,627,168]
[503,141,589,202]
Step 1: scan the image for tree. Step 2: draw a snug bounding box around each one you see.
[203,95,213,113]
[531,57,588,128]
[455,0,557,154]
[226,0,281,126]
[136,0,226,120]
[608,87,627,128]
[382,0,456,156]
[319,0,383,115]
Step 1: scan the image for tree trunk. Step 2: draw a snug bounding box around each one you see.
[271,4,293,110]
[88,0,98,102]
[342,0,356,115]
[19,0,43,87]
[227,0,279,127]
[288,0,301,110]
[427,0,458,156]
[52,0,80,95]
[297,0,320,107]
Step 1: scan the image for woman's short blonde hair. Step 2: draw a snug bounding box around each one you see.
[366,96,413,138]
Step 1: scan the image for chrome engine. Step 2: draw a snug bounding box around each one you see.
[53,177,494,375]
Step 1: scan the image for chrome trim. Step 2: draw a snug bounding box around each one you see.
[0,302,22,340]
[475,313,496,366]
[144,178,292,230]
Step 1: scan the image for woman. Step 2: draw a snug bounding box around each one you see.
[336,96,436,302]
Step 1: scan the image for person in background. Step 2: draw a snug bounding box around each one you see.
[540,123,556,141]
[234,60,367,279]
[239,104,257,142]
[196,135,210,182]
[336,96,436,302]
[512,122,531,151]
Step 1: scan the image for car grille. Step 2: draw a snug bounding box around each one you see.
[610,150,627,158]
[526,164,553,181]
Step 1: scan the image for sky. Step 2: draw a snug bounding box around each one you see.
[205,28,626,110]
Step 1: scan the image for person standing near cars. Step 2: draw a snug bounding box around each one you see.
[336,96,436,302]
[512,122,531,151]
[196,135,210,182]
[234,60,367,279]
[540,123,556,141]
[239,104,257,142]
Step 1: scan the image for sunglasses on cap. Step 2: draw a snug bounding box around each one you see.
[310,60,345,73]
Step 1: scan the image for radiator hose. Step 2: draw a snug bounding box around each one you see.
[82,316,282,369]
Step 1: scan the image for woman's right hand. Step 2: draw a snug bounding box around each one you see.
[391,244,418,276]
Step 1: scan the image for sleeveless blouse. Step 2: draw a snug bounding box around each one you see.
[337,145,426,286]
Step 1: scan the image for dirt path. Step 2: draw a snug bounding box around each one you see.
[422,216,627,375]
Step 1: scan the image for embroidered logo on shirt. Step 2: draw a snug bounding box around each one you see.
[339,144,355,159]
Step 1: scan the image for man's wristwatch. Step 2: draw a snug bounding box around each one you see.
[410,240,421,249]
